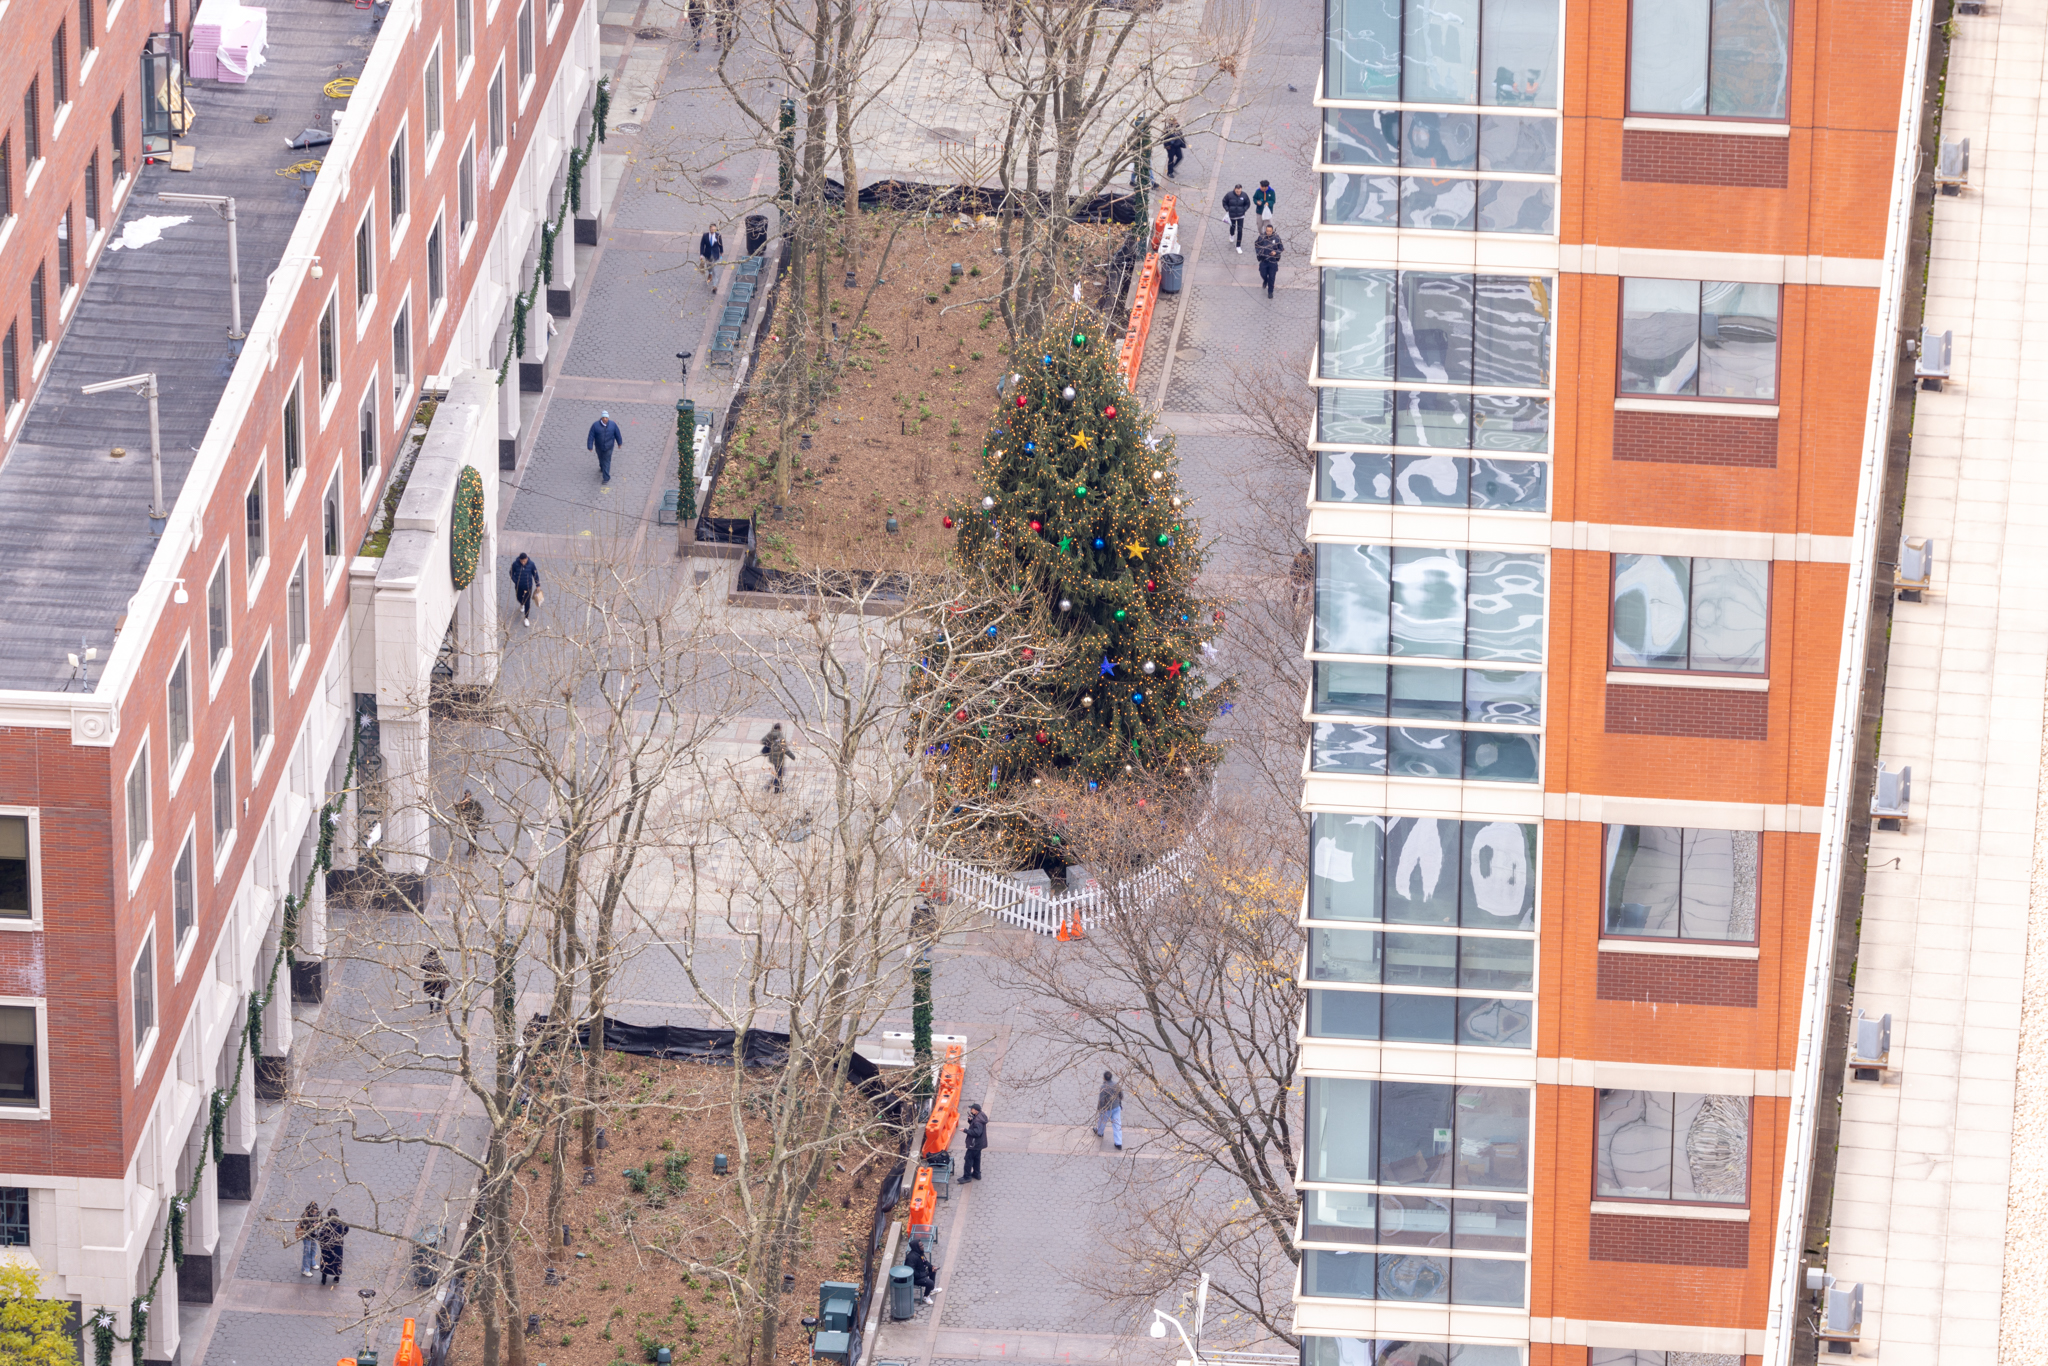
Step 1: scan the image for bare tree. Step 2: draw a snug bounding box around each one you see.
[996,784,1304,1347]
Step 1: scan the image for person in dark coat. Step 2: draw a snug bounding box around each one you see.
[904,1238,937,1299]
[451,790,485,858]
[1252,179,1277,219]
[422,948,451,1013]
[509,552,541,626]
[961,1102,988,1183]
[686,0,705,46]
[318,1208,349,1285]
[1162,117,1187,179]
[296,1200,322,1277]
[760,723,792,793]
[1094,1070,1124,1150]
[1254,222,1285,299]
[699,226,725,289]
[587,411,625,485]
[1222,184,1250,251]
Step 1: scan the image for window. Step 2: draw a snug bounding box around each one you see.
[111,99,126,178]
[488,66,507,159]
[282,383,303,484]
[359,388,379,482]
[1630,0,1787,119]
[1300,1078,1530,1307]
[1619,279,1778,400]
[427,216,446,309]
[1306,1340,1522,1366]
[0,818,31,919]
[245,469,266,574]
[132,935,156,1056]
[172,833,196,948]
[517,0,535,82]
[206,559,230,669]
[1311,816,1536,928]
[28,267,46,350]
[52,24,69,108]
[1595,1090,1749,1204]
[0,137,12,219]
[456,0,474,66]
[0,327,16,412]
[57,209,73,291]
[124,740,150,869]
[1325,0,1559,107]
[323,471,343,573]
[425,44,443,144]
[1603,825,1758,942]
[392,303,411,396]
[167,646,191,770]
[318,298,337,395]
[355,211,375,312]
[1319,270,1553,390]
[1610,555,1768,674]
[250,647,272,755]
[0,1008,38,1108]
[0,1189,28,1246]
[84,153,99,238]
[287,556,308,661]
[458,137,477,233]
[79,0,95,50]
[389,128,408,225]
[1590,1353,1736,1366]
[1320,111,1558,235]
[1316,450,1547,512]
[211,738,235,844]
[23,80,40,163]
[1315,546,1548,662]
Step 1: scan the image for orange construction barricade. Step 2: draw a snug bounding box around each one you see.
[906,1165,938,1242]
[395,1320,423,1366]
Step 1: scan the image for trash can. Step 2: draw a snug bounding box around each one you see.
[746,214,770,257]
[889,1266,915,1321]
[1158,252,1185,294]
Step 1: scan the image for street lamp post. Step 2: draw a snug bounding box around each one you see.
[1148,1272,1211,1366]
[158,192,244,339]
[80,373,167,534]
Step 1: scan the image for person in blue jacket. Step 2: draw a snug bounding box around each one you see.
[588,410,624,484]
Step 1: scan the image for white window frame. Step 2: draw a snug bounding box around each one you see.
[392,291,415,418]
[357,370,382,509]
[516,0,535,103]
[457,133,478,250]
[244,460,270,596]
[455,0,475,85]
[0,999,52,1120]
[210,729,237,875]
[286,549,311,685]
[353,200,378,337]
[322,469,346,596]
[316,288,342,422]
[426,208,447,331]
[249,638,275,778]
[205,547,233,697]
[280,370,307,508]
[487,63,508,180]
[166,638,193,790]
[388,121,411,251]
[124,736,151,885]
[0,808,43,931]
[424,41,445,162]
[130,932,158,1074]
[170,820,198,977]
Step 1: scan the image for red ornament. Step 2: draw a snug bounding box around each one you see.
[1034,730,1049,744]
[1145,579,1156,591]
[1030,520,1043,532]
[1022,647,1035,661]
[943,515,955,529]
[1016,395,1027,408]
[954,707,968,720]
[1104,405,1117,418]
[1138,799,1147,809]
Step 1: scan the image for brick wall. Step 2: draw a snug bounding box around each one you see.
[1589,1212,1752,1268]
[1620,131,1791,189]
[1605,684,1770,740]
[1613,410,1779,469]
[1596,952,1761,1008]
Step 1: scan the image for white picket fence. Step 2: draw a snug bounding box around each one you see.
[921,841,1202,935]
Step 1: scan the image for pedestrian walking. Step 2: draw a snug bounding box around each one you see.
[686,0,704,47]
[1222,184,1250,251]
[904,1238,938,1301]
[451,789,485,858]
[317,1209,349,1286]
[1252,179,1277,221]
[422,948,451,1013]
[1094,1070,1124,1150]
[1162,116,1187,179]
[296,1200,322,1277]
[587,410,625,485]
[698,226,725,290]
[759,723,793,793]
[509,552,542,627]
[962,1102,988,1182]
[1255,222,1286,299]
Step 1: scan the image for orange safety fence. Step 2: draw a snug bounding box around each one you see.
[1115,196,1179,394]
[906,1164,938,1240]
[396,1321,423,1366]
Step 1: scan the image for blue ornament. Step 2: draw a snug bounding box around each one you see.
[1133,692,1145,703]
[1088,780,1099,791]
[1025,442,1036,453]
[1093,537,1105,549]
[986,625,998,637]
[1043,354,1054,364]
[1100,657,1117,677]
[1220,702,1235,715]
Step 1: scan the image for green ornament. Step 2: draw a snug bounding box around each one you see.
[1073,332,1087,346]
[1115,609,1127,621]
[1075,485,1088,497]
[1158,533,1170,545]
[1060,536,1072,552]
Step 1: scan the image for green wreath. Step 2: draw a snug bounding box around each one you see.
[450,465,485,589]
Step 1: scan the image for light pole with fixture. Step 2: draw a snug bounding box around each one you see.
[80,373,167,535]
[157,192,245,340]
[1148,1271,1210,1366]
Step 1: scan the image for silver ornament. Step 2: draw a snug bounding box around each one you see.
[1150,470,1163,481]
[981,495,996,510]
[1059,598,1073,612]
[1081,694,1094,708]
[1142,660,1156,675]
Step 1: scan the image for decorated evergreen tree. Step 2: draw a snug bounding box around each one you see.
[916,314,1226,867]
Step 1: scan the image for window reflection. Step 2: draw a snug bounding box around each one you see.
[1309,814,1537,927]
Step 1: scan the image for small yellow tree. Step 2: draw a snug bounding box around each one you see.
[0,1263,79,1366]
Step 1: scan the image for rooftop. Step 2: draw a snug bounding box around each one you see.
[0,0,369,693]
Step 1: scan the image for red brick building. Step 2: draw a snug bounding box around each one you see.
[0,0,602,1354]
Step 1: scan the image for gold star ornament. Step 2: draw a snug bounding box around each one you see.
[1125,539,1147,560]
[1072,430,1092,449]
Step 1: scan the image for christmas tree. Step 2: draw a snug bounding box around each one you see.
[916,314,1226,867]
